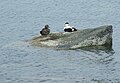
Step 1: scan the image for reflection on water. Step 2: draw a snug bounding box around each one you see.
[80,45,113,52]
[79,46,115,64]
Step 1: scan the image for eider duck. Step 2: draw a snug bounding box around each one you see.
[40,25,50,36]
[64,22,77,32]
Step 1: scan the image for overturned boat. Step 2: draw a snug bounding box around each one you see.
[30,25,113,50]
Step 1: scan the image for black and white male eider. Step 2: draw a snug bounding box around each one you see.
[64,22,77,32]
[40,25,50,36]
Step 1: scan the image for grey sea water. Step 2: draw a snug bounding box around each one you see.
[0,0,120,83]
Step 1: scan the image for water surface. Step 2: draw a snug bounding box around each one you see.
[0,0,120,83]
